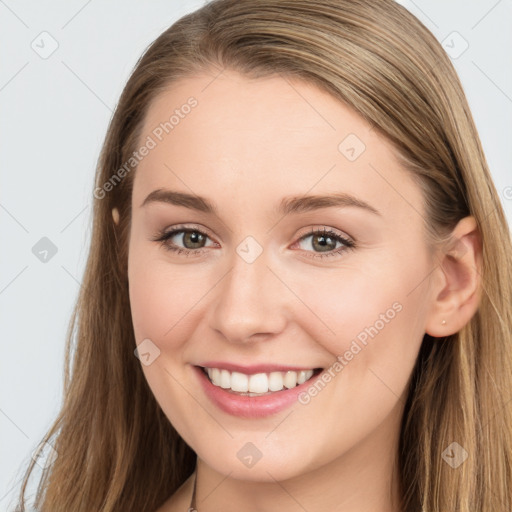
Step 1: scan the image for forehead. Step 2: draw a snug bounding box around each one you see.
[140,70,372,155]
[133,70,422,221]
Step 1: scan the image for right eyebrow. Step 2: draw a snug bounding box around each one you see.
[140,189,218,214]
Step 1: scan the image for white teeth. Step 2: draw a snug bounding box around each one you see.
[283,371,298,389]
[268,371,284,392]
[230,372,249,392]
[297,370,308,385]
[220,369,231,389]
[248,373,268,393]
[204,367,315,393]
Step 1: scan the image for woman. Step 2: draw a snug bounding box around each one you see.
[16,0,512,511]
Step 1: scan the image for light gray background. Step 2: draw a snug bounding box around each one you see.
[1,1,511,509]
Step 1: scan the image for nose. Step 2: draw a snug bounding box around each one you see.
[207,245,288,344]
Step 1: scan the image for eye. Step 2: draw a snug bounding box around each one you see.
[152,225,216,256]
[292,227,355,259]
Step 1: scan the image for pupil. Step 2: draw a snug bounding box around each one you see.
[313,234,335,252]
[184,231,205,249]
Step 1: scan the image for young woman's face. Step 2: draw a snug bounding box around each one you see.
[128,70,437,481]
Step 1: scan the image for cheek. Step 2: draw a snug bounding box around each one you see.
[287,249,429,394]
[127,232,208,347]
[127,246,210,436]
[129,266,179,343]
[282,255,414,346]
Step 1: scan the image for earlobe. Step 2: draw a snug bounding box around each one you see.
[425,216,482,338]
[112,207,120,225]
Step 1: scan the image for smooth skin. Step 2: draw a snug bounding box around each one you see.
[124,69,481,512]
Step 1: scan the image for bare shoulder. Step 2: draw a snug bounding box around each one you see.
[154,473,195,512]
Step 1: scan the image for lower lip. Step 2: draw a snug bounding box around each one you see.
[193,365,322,418]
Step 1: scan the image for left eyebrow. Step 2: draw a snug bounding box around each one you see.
[140,188,381,216]
[277,192,381,216]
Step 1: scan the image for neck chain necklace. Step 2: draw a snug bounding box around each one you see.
[188,470,197,511]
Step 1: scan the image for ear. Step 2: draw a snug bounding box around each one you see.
[112,207,120,225]
[425,216,482,337]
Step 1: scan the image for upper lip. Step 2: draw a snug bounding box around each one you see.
[197,361,323,374]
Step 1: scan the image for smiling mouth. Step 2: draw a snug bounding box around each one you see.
[199,366,323,396]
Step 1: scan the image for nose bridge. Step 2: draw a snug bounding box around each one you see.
[208,239,287,343]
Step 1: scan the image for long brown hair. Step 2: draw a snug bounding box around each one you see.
[15,1,512,510]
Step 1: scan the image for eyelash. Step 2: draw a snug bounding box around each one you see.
[152,224,356,260]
